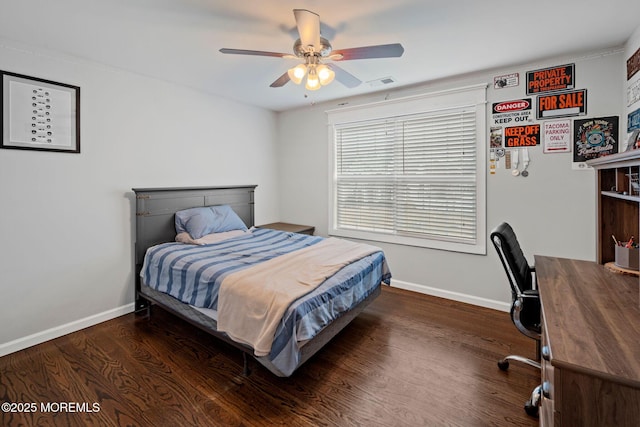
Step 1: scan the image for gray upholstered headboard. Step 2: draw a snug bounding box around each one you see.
[132,185,257,265]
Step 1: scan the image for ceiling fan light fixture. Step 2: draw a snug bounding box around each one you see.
[288,63,307,84]
[316,64,335,86]
[305,67,321,90]
[220,9,403,91]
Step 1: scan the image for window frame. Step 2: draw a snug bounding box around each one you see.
[327,84,487,254]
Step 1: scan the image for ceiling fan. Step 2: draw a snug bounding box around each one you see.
[219,9,404,91]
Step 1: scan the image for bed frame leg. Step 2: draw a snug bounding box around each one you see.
[242,352,252,376]
[134,293,152,319]
[134,302,152,320]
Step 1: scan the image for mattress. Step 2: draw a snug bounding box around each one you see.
[140,228,391,376]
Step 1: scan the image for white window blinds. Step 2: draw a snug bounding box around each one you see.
[335,108,478,244]
[328,84,488,254]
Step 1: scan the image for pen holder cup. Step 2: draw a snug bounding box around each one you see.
[614,245,639,271]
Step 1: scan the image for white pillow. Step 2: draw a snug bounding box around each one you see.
[175,229,249,245]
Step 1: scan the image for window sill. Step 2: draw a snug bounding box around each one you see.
[329,227,486,255]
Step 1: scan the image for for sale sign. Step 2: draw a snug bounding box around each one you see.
[536,89,587,119]
[526,64,574,95]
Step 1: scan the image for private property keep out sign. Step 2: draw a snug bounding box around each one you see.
[526,64,574,95]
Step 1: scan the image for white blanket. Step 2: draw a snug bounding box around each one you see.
[217,237,381,356]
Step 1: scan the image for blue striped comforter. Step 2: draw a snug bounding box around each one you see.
[141,228,391,376]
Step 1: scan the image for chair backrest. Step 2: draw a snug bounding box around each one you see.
[490,222,534,296]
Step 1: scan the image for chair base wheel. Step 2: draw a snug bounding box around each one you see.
[526,384,542,418]
[524,399,539,417]
[497,359,509,371]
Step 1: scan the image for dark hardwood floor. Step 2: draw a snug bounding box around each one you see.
[0,286,539,426]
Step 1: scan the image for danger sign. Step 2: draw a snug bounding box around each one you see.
[504,124,540,147]
[526,64,574,95]
[536,89,587,119]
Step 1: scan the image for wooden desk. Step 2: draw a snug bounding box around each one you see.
[535,256,640,426]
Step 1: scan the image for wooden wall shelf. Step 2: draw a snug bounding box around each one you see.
[586,150,640,265]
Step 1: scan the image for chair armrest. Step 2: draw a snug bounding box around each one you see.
[514,288,539,300]
[514,289,541,338]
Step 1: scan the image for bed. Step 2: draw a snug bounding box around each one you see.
[132,185,391,377]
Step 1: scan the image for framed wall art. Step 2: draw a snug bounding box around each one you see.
[1,70,80,153]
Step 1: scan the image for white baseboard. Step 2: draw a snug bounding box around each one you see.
[391,279,510,312]
[1,283,507,357]
[0,303,135,357]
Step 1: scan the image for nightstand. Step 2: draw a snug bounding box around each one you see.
[257,222,315,235]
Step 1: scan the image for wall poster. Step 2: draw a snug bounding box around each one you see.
[627,79,640,107]
[628,107,640,133]
[573,116,619,169]
[526,63,574,95]
[627,46,640,80]
[536,89,587,119]
[504,124,540,147]
[490,126,503,148]
[493,73,519,89]
[1,70,80,153]
[627,130,640,151]
[543,119,571,153]
[492,98,532,125]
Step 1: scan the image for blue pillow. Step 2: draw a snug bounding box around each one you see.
[175,205,248,239]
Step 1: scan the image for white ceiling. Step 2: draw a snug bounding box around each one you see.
[2,0,639,111]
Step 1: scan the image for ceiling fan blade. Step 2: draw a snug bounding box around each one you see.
[327,64,362,88]
[219,48,292,58]
[270,71,291,88]
[293,9,320,51]
[332,43,405,61]
[281,21,338,41]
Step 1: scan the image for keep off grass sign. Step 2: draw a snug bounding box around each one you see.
[504,124,540,147]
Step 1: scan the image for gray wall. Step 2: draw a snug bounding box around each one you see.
[626,25,640,143]
[1,25,637,355]
[276,48,625,309]
[0,40,280,354]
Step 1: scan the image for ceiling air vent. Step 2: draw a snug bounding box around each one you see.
[368,77,396,87]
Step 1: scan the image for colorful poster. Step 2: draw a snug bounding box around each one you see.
[490,126,503,148]
[628,107,640,133]
[536,89,587,119]
[543,120,571,153]
[526,64,574,95]
[573,116,619,168]
[626,130,640,151]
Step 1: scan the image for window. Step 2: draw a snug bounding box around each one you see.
[328,85,487,254]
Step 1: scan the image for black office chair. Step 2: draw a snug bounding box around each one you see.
[490,222,542,417]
